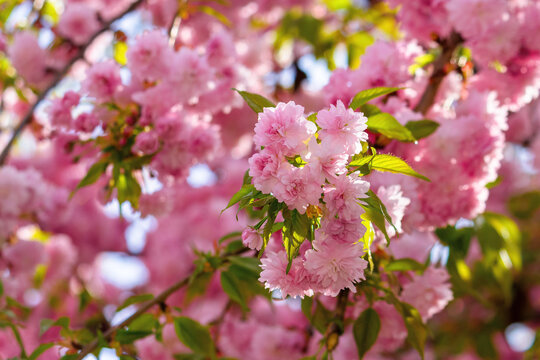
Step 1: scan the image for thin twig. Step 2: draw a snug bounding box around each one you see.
[0,0,145,166]
[75,275,190,360]
[413,31,463,115]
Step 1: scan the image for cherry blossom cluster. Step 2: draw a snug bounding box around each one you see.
[242,100,373,297]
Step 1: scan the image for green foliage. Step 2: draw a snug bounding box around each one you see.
[353,308,381,359]
[174,317,216,358]
[385,258,425,272]
[115,166,142,208]
[222,184,257,212]
[40,317,70,336]
[28,343,54,360]
[366,113,416,142]
[282,208,313,272]
[358,190,398,244]
[386,294,427,360]
[116,313,158,344]
[404,119,440,140]
[221,256,269,310]
[349,87,402,110]
[508,191,540,219]
[233,89,276,113]
[301,297,333,334]
[350,154,429,181]
[75,161,109,190]
[117,294,154,311]
[262,200,284,249]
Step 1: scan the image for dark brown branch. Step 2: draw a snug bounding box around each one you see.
[413,31,463,115]
[0,0,145,166]
[75,275,190,360]
[325,288,350,352]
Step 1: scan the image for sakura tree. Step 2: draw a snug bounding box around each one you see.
[0,0,540,359]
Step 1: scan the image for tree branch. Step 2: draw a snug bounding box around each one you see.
[413,31,463,115]
[325,288,350,352]
[0,0,145,166]
[75,275,190,360]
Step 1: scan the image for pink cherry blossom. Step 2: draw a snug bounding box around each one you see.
[248,148,286,194]
[82,60,122,101]
[127,30,174,81]
[304,242,367,296]
[242,227,263,250]
[316,100,368,155]
[323,173,370,221]
[9,31,48,87]
[74,112,100,133]
[272,165,322,213]
[259,250,314,298]
[253,101,316,156]
[57,3,100,45]
[400,266,453,321]
[134,131,160,154]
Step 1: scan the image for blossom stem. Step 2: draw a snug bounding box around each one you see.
[0,0,145,166]
[413,31,463,115]
[325,288,350,352]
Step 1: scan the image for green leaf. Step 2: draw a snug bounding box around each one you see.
[227,257,261,277]
[353,308,381,359]
[476,212,521,271]
[403,304,427,360]
[351,154,429,181]
[130,313,159,332]
[221,270,248,310]
[282,209,311,272]
[116,170,142,208]
[349,87,402,110]
[508,191,540,219]
[474,331,497,359]
[116,329,153,344]
[311,300,333,334]
[185,271,214,303]
[366,113,416,142]
[359,190,398,244]
[262,200,282,250]
[174,354,206,360]
[404,119,439,140]
[359,104,381,117]
[222,184,256,213]
[218,231,242,244]
[40,317,70,336]
[386,258,425,272]
[233,89,276,113]
[117,294,154,311]
[301,297,313,319]
[28,343,54,360]
[173,317,216,357]
[75,161,109,190]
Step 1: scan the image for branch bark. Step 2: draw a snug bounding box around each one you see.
[413,31,463,115]
[75,275,190,360]
[325,288,350,352]
[0,0,145,166]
